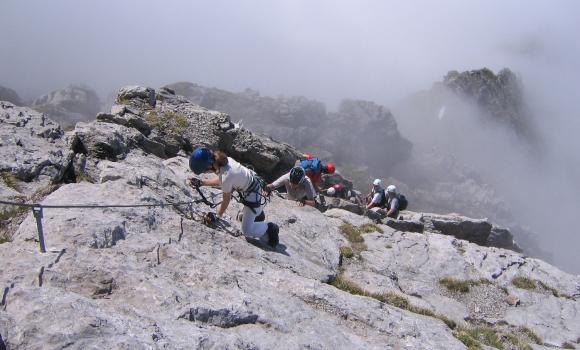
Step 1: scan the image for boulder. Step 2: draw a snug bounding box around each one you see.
[116,85,156,107]
[385,218,424,233]
[70,121,144,160]
[424,213,492,246]
[0,101,71,189]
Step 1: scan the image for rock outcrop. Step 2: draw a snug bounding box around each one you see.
[32,85,102,129]
[391,68,545,261]
[0,101,72,192]
[1,86,578,349]
[0,86,22,106]
[165,82,327,150]
[444,68,535,140]
[78,85,301,181]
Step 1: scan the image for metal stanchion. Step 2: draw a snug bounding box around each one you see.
[32,205,46,253]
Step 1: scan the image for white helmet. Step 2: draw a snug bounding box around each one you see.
[387,185,397,193]
[327,187,336,196]
[373,179,382,186]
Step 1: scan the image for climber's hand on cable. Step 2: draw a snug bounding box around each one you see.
[189,177,203,188]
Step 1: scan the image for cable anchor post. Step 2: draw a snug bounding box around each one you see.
[32,205,46,253]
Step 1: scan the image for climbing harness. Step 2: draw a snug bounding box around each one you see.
[231,174,269,214]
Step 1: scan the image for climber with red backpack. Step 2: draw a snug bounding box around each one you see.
[299,154,336,192]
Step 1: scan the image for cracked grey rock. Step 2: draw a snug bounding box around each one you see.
[0,102,72,196]
[331,208,580,347]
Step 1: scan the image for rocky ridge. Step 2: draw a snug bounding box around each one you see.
[1,87,579,349]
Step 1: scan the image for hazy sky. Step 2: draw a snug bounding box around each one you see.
[1,0,579,106]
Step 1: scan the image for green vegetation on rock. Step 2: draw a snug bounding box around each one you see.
[454,325,539,350]
[512,276,536,290]
[439,277,491,293]
[339,246,354,258]
[145,110,190,134]
[330,272,456,330]
[339,223,367,254]
[1,171,20,191]
[359,223,383,233]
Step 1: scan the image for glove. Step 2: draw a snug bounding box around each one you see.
[203,212,217,226]
[190,178,202,188]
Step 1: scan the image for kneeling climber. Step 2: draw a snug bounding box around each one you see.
[266,167,317,207]
[188,147,279,247]
[366,179,386,209]
[385,185,400,219]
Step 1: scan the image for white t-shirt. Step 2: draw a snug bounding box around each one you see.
[387,196,400,211]
[271,173,316,201]
[219,157,254,193]
[371,188,385,205]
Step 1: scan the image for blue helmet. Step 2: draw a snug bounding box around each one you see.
[189,147,214,175]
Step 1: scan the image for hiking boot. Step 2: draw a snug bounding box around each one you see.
[266,222,279,247]
[255,211,265,222]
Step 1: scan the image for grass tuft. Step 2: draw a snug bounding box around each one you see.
[330,273,456,330]
[536,280,561,298]
[340,223,363,243]
[518,326,542,345]
[512,276,536,290]
[0,206,28,221]
[339,246,354,259]
[145,110,190,134]
[439,277,492,293]
[457,327,503,349]
[339,223,367,254]
[1,172,20,191]
[359,223,383,233]
[454,330,482,350]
